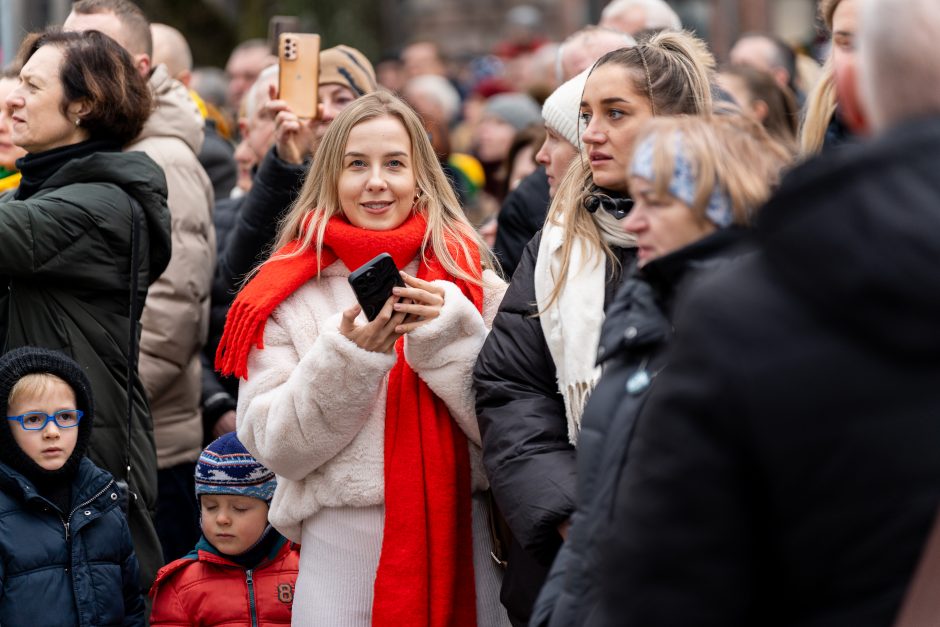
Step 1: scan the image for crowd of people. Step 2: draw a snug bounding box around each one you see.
[0,0,937,624]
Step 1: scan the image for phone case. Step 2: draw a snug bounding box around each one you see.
[278,33,320,119]
[348,253,406,321]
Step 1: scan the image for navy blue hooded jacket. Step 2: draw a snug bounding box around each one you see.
[0,457,145,626]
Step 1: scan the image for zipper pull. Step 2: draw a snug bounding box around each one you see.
[246,569,253,585]
[63,521,70,541]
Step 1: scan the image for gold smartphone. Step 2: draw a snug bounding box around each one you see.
[278,33,321,119]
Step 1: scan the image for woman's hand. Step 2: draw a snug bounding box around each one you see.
[392,272,446,333]
[266,86,324,165]
[339,296,407,354]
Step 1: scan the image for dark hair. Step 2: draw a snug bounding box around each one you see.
[736,32,798,96]
[501,123,546,196]
[593,30,715,116]
[71,0,151,57]
[722,64,798,149]
[17,29,152,145]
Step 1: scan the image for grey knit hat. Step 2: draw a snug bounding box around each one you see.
[542,69,589,148]
[483,93,543,131]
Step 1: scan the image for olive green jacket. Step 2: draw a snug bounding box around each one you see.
[0,149,172,589]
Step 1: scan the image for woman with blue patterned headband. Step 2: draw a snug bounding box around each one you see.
[531,114,791,626]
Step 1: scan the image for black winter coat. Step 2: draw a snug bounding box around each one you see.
[198,121,237,202]
[0,149,171,588]
[0,458,145,626]
[493,168,550,278]
[531,228,749,627]
[200,194,243,438]
[200,147,307,438]
[474,232,633,624]
[591,117,940,627]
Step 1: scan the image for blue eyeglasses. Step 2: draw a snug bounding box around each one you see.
[7,410,84,431]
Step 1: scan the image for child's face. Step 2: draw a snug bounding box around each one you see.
[201,493,269,555]
[7,378,78,471]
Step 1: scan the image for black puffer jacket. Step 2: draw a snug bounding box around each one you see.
[198,120,237,201]
[0,458,145,626]
[200,194,243,439]
[201,148,308,438]
[474,232,633,624]
[0,147,171,588]
[530,228,749,627]
[493,168,550,278]
[591,117,940,627]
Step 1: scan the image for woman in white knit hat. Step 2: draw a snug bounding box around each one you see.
[536,69,589,198]
[492,71,590,278]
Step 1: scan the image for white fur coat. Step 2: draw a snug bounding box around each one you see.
[236,258,507,542]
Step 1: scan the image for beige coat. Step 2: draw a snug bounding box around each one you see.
[129,65,216,469]
[237,259,506,542]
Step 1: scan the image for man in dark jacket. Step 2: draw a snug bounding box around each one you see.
[590,1,940,624]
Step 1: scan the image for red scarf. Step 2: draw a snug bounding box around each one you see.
[217,212,479,627]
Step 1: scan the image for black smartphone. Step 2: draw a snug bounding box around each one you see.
[348,253,406,321]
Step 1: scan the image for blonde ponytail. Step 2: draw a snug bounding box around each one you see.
[593,30,715,117]
[799,61,837,156]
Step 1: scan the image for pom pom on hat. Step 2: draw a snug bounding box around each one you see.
[541,69,589,148]
[195,432,276,502]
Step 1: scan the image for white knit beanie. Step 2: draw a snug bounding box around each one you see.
[541,69,590,148]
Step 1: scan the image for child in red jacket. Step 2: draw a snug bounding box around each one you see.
[150,433,299,625]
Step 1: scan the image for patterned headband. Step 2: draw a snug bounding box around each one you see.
[630,131,734,228]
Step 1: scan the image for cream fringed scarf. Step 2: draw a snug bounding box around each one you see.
[534,209,635,446]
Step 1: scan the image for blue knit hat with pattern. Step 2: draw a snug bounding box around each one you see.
[194,433,276,502]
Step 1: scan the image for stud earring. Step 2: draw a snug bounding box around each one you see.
[74,118,81,127]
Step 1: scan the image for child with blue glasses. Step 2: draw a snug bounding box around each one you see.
[0,346,145,626]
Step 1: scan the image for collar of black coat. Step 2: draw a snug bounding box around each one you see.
[14,138,121,200]
[596,227,751,364]
[638,226,751,299]
[758,114,940,358]
[0,457,113,513]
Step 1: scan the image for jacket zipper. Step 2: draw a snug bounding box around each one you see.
[57,477,115,624]
[247,568,258,627]
[60,478,116,541]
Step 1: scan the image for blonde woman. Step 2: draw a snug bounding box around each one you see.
[216,91,509,626]
[473,30,716,625]
[532,114,791,626]
[800,0,859,154]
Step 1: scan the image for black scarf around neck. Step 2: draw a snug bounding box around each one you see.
[14,139,121,200]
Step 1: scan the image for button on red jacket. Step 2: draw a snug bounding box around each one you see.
[150,535,299,626]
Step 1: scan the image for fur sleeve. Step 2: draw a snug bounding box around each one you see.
[404,270,507,445]
[237,308,397,481]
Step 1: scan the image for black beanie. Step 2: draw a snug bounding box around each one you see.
[0,347,95,490]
